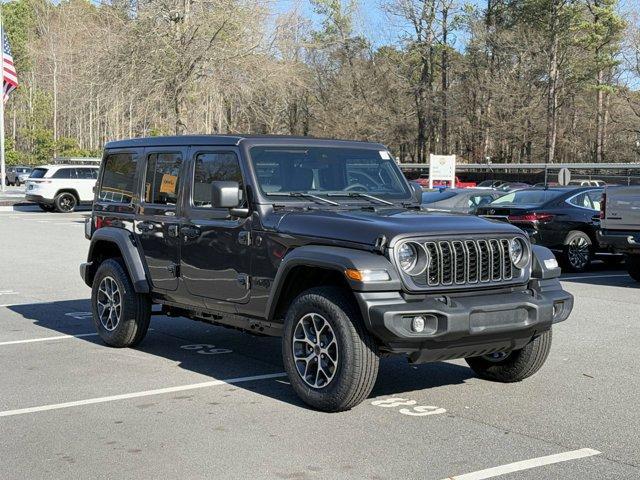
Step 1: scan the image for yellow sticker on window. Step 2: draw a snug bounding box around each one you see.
[159,174,177,194]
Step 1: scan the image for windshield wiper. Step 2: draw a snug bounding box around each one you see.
[327,192,394,206]
[265,192,340,206]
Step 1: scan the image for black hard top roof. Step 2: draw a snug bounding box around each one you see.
[104,135,386,150]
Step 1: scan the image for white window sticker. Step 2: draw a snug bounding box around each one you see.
[379,150,391,160]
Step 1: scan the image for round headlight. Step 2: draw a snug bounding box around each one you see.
[509,238,528,268]
[396,242,430,276]
[398,242,418,272]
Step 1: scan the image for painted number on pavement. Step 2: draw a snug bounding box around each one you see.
[180,344,232,355]
[371,398,446,417]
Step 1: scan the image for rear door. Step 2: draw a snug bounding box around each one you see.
[135,148,185,291]
[179,148,252,308]
[75,168,99,201]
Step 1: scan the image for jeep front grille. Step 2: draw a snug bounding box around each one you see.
[403,237,525,290]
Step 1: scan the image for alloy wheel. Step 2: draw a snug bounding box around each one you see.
[97,276,122,331]
[482,351,510,363]
[292,313,339,389]
[59,194,76,212]
[568,236,590,269]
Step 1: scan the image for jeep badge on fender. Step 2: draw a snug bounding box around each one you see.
[80,135,573,412]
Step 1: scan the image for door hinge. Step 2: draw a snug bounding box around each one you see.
[237,274,250,290]
[238,231,252,246]
[167,264,180,277]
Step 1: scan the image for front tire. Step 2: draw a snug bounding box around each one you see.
[282,287,379,412]
[465,330,552,382]
[91,258,151,347]
[561,230,593,272]
[54,192,77,212]
[627,254,640,282]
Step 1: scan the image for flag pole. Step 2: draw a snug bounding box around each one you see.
[0,4,5,193]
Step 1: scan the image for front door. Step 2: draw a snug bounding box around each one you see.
[135,148,185,291]
[179,149,251,307]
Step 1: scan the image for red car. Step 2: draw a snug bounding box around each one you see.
[414,174,476,188]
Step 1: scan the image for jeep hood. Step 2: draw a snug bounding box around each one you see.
[264,208,524,247]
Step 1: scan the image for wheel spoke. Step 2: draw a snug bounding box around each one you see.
[292,313,339,389]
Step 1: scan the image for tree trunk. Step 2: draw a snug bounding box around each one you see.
[545,2,560,164]
[595,68,605,163]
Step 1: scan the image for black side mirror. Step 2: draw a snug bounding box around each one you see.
[211,181,242,208]
[409,181,423,203]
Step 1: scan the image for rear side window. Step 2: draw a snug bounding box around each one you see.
[29,168,48,178]
[52,168,75,179]
[144,153,182,206]
[99,153,137,203]
[192,152,244,208]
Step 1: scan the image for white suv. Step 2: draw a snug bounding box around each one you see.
[25,165,99,212]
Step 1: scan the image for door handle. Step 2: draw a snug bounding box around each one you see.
[137,222,155,233]
[181,225,201,239]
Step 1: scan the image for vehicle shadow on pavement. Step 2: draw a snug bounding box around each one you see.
[8,299,477,410]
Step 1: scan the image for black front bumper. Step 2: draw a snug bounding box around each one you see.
[597,229,640,254]
[25,194,53,205]
[355,278,573,363]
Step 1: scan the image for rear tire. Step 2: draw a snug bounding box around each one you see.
[282,286,379,412]
[627,254,640,282]
[54,192,77,212]
[465,330,552,382]
[91,258,151,348]
[561,230,592,272]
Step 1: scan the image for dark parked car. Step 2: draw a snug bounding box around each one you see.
[421,188,504,214]
[477,187,612,272]
[80,135,573,412]
[476,179,505,189]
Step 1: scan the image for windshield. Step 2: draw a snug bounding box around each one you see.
[17,168,31,173]
[491,189,563,206]
[249,146,411,200]
[29,168,48,179]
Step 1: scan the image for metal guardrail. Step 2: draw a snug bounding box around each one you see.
[398,162,640,170]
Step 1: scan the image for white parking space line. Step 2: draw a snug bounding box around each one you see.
[0,333,98,346]
[561,274,629,281]
[441,448,601,480]
[0,372,287,418]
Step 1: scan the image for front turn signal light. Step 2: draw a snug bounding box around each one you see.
[345,269,391,282]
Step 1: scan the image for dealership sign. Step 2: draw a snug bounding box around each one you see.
[428,154,456,188]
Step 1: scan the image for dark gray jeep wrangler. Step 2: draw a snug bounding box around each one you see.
[80,135,573,412]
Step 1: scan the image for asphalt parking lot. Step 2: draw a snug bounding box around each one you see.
[1,208,639,480]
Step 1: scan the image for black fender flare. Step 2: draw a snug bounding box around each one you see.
[265,245,401,321]
[83,227,150,293]
[531,244,562,279]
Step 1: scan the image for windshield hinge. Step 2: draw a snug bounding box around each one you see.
[374,235,387,254]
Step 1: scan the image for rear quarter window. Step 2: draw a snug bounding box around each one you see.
[29,168,48,179]
[99,153,138,203]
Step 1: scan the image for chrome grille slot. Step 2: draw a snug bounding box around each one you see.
[489,239,502,281]
[452,241,466,284]
[439,242,453,285]
[501,239,513,280]
[465,240,479,283]
[425,242,439,286]
[477,240,491,282]
[408,237,524,289]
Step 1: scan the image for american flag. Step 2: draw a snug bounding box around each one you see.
[2,29,18,102]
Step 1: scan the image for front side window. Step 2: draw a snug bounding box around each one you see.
[192,152,244,208]
[76,168,98,179]
[144,153,183,206]
[249,146,410,199]
[99,153,137,203]
[52,168,75,179]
